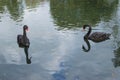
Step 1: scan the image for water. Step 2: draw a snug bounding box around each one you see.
[0,0,120,80]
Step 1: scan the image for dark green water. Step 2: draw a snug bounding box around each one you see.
[0,0,120,80]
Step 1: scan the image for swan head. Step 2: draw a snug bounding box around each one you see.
[83,25,90,30]
[23,25,29,31]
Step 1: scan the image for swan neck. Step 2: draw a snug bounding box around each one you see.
[85,26,91,37]
[23,29,27,36]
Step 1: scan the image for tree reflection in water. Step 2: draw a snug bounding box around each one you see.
[112,47,120,68]
[112,25,120,68]
[50,0,118,30]
[0,0,45,21]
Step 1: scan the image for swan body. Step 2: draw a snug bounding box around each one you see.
[83,25,111,42]
[17,25,30,47]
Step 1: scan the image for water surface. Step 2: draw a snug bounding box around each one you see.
[0,0,120,80]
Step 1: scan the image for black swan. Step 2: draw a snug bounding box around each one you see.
[82,37,91,52]
[17,25,30,47]
[83,25,111,42]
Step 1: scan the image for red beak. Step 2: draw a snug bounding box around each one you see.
[26,28,28,31]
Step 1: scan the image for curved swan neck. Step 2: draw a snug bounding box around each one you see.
[23,25,28,36]
[84,25,92,38]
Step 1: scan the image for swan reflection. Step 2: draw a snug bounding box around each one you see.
[24,47,32,64]
[82,37,91,52]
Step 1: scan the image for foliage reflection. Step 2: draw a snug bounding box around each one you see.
[0,0,45,21]
[50,0,118,30]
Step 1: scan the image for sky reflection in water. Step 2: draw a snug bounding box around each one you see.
[0,0,120,80]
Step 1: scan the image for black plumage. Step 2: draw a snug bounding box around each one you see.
[83,25,111,42]
[17,25,30,47]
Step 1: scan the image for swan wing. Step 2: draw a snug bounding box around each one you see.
[89,32,110,42]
